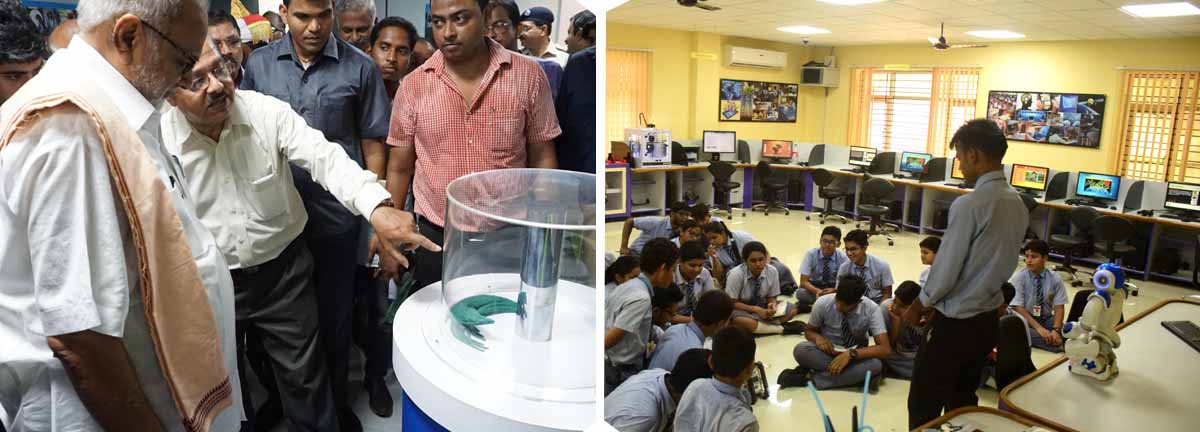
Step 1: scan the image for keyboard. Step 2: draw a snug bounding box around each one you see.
[1065,199,1108,208]
[840,168,861,173]
[949,183,973,189]
[1163,320,1200,353]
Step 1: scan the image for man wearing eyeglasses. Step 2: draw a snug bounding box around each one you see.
[484,0,561,100]
[1,1,242,431]
[207,11,244,85]
[161,39,435,431]
[241,1,392,429]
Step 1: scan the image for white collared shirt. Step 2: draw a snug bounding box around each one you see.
[162,90,390,269]
[0,36,242,431]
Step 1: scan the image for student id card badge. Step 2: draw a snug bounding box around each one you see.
[1031,305,1042,318]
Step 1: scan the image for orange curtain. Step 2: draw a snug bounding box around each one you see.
[846,67,875,148]
[927,67,981,156]
[606,49,652,144]
[1117,70,1200,182]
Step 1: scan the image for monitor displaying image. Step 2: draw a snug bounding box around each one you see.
[1165,182,1200,212]
[1076,172,1121,201]
[900,151,932,173]
[988,90,1106,149]
[849,146,876,167]
[762,140,793,158]
[951,157,965,180]
[1010,164,1050,191]
[703,130,737,154]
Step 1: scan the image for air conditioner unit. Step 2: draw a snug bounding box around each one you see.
[724,46,787,69]
[800,66,839,88]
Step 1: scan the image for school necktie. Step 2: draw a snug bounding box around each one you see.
[1033,272,1045,310]
[748,276,763,307]
[821,255,833,285]
[684,280,697,313]
[841,313,854,347]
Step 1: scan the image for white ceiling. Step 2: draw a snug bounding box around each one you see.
[608,0,1200,46]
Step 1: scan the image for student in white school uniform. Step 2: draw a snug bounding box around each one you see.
[918,236,941,287]
[1009,239,1068,353]
[799,226,850,311]
[650,290,734,371]
[838,229,895,305]
[781,274,891,391]
[605,255,641,294]
[725,242,806,336]
[673,327,759,432]
[620,202,692,255]
[605,348,713,432]
[671,219,703,248]
[703,221,756,285]
[672,241,717,324]
[607,239,679,394]
[880,281,928,379]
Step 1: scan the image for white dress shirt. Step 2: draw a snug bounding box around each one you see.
[0,36,242,431]
[162,90,391,269]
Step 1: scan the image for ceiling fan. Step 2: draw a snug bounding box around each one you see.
[928,23,987,50]
[677,0,721,12]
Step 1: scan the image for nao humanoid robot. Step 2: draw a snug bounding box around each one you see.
[1061,263,1129,381]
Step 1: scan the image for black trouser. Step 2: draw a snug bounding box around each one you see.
[908,309,998,429]
[232,240,337,431]
[353,265,392,379]
[305,225,361,420]
[413,215,444,291]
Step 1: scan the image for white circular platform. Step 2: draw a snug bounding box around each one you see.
[393,276,596,431]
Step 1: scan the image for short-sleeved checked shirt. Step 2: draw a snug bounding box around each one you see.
[388,39,561,227]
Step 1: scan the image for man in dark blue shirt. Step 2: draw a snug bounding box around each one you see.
[555,10,595,173]
[241,0,391,430]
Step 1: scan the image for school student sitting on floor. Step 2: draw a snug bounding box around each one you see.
[703,221,756,285]
[606,239,679,394]
[799,226,850,310]
[725,241,805,336]
[880,281,928,379]
[918,236,941,287]
[838,229,895,305]
[651,284,685,344]
[605,348,714,432]
[673,327,760,432]
[620,202,692,256]
[1009,239,1068,353]
[671,219,702,248]
[781,274,891,391]
[605,255,641,293]
[650,290,734,371]
[673,241,717,323]
[690,202,723,228]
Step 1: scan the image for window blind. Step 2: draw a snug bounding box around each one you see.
[606,49,652,143]
[1117,71,1200,183]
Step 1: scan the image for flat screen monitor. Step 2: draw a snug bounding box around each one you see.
[849,146,877,167]
[762,140,793,158]
[1010,164,1050,191]
[899,151,932,174]
[951,157,965,180]
[703,131,737,154]
[1076,171,1121,201]
[1165,182,1200,212]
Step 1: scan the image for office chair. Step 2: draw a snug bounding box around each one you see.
[708,161,744,219]
[736,140,751,163]
[856,177,898,246]
[995,314,1037,391]
[807,168,849,224]
[1048,206,1100,287]
[752,161,790,216]
[1091,215,1139,292]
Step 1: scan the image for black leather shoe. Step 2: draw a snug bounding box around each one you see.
[782,321,807,335]
[340,407,363,432]
[366,377,394,418]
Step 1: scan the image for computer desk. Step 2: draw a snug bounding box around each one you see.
[999,298,1200,432]
[914,406,1066,431]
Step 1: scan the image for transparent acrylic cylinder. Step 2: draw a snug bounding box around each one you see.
[439,169,596,403]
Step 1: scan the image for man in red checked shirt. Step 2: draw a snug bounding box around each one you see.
[385,0,561,290]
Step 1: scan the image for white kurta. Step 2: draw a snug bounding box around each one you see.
[0,36,243,431]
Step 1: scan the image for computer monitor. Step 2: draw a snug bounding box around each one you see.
[951,158,965,180]
[899,151,932,174]
[1010,164,1050,192]
[762,140,793,159]
[703,131,737,155]
[1164,182,1200,212]
[1075,172,1121,202]
[849,146,877,167]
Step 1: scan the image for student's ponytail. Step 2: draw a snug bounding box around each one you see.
[605,255,639,285]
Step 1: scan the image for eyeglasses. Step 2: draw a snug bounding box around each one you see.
[820,239,839,245]
[214,37,242,52]
[488,21,513,31]
[180,58,234,92]
[140,19,198,77]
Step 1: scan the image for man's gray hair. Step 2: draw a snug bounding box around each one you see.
[336,0,376,20]
[77,0,208,32]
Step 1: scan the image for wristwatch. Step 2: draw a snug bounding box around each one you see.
[374,198,396,211]
[849,348,859,360]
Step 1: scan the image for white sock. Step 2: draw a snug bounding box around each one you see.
[755,323,783,334]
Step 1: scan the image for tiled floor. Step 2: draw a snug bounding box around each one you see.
[606,210,1195,431]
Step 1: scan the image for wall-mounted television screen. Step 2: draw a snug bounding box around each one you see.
[987,90,1106,149]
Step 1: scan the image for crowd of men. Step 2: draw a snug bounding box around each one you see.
[0,0,595,431]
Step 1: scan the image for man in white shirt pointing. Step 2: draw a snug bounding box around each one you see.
[161,40,437,431]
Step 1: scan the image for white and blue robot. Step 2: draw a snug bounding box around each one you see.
[1062,263,1129,381]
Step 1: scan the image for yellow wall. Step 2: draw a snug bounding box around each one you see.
[608,22,1200,174]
